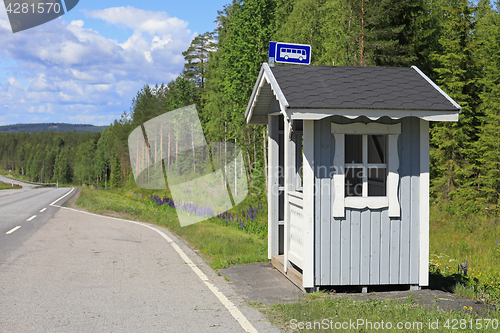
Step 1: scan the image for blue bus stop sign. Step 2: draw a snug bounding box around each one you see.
[269,41,311,65]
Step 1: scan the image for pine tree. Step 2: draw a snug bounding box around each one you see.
[110,155,121,188]
[182,32,216,90]
[53,148,71,184]
[95,127,112,188]
[202,0,276,193]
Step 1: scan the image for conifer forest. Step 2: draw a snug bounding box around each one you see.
[1,0,500,216]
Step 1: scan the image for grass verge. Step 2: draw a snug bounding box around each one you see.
[429,207,500,303]
[75,186,268,269]
[0,170,32,183]
[0,181,22,190]
[263,292,500,332]
[74,183,500,307]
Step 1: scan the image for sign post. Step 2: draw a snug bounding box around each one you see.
[269,41,311,66]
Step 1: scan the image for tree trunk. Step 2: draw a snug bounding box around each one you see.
[192,124,196,173]
[253,129,257,170]
[235,138,237,196]
[220,140,223,186]
[160,123,163,176]
[168,127,171,172]
[246,151,253,194]
[224,121,227,186]
[136,135,139,182]
[142,142,145,185]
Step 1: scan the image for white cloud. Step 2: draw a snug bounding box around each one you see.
[151,36,172,51]
[84,6,189,35]
[0,6,194,126]
[28,74,57,92]
[8,77,21,87]
[28,104,54,114]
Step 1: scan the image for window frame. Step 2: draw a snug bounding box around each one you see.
[331,122,401,218]
[344,134,387,197]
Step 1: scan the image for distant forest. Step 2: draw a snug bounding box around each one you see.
[0,123,106,133]
[1,0,500,216]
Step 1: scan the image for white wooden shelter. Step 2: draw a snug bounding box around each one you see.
[245,64,461,292]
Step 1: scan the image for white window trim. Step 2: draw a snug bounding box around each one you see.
[344,134,387,198]
[331,122,401,218]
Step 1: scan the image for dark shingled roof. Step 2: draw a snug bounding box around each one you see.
[270,65,458,111]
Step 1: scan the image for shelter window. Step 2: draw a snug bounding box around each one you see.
[331,123,401,218]
[345,134,387,197]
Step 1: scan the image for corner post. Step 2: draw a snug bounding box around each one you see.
[419,119,430,286]
[303,120,315,288]
[283,115,292,272]
[268,115,279,258]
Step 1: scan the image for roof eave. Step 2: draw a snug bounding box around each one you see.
[286,108,460,122]
[245,63,289,124]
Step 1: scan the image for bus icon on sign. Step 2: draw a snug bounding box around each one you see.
[269,42,311,65]
[280,47,307,61]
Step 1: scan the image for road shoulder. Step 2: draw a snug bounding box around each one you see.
[44,197,281,332]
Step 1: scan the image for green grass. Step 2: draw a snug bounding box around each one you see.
[0,181,22,190]
[72,184,500,333]
[75,186,268,269]
[429,207,500,303]
[74,181,500,306]
[0,172,31,183]
[263,293,500,332]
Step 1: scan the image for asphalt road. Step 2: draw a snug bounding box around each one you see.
[0,182,280,332]
[0,174,39,189]
[0,175,73,265]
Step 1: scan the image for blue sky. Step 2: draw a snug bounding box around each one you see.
[0,0,230,126]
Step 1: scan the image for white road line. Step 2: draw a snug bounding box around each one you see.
[49,187,75,207]
[6,226,21,234]
[27,215,36,221]
[58,205,258,333]
[40,208,47,213]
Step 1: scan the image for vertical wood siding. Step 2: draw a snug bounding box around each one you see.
[315,116,421,286]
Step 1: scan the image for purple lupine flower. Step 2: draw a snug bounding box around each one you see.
[459,258,469,276]
[249,205,255,220]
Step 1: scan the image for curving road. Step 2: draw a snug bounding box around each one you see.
[0,175,74,264]
[0,174,40,189]
[0,180,279,332]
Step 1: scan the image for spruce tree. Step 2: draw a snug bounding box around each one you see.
[429,0,482,213]
[476,3,500,214]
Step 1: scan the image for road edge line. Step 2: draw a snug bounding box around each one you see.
[55,205,258,333]
[49,187,75,206]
